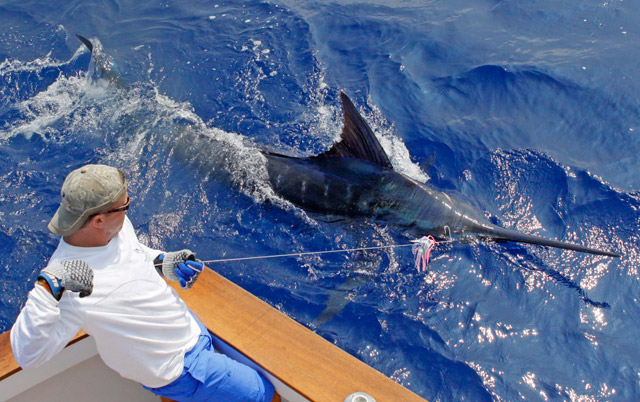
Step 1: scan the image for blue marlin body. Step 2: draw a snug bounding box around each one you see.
[74,35,618,258]
[264,93,620,258]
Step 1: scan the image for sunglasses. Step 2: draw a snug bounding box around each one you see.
[99,197,131,215]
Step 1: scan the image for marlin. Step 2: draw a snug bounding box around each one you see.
[74,35,618,258]
[263,92,620,258]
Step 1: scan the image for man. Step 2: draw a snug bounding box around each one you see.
[11,164,276,402]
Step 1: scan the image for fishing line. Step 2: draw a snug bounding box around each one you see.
[190,236,455,272]
[199,243,415,264]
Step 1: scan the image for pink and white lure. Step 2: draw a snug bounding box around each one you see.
[411,236,438,272]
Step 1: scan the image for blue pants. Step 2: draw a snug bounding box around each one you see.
[145,319,275,402]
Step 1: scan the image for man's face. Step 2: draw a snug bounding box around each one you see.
[101,191,129,240]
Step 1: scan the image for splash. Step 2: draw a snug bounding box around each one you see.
[363,98,430,183]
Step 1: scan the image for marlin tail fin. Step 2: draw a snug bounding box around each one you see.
[76,34,93,52]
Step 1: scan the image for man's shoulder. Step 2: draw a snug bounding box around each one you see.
[49,238,71,261]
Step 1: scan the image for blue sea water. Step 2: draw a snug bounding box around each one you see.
[1,1,639,401]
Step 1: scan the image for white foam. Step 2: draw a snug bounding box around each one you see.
[3,72,109,140]
[0,53,58,74]
[363,99,430,183]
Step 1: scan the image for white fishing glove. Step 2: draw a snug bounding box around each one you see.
[154,249,203,289]
[38,260,94,301]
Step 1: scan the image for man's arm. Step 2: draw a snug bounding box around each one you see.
[10,284,81,368]
[10,260,92,368]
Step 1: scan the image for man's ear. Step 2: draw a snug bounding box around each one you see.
[87,214,106,229]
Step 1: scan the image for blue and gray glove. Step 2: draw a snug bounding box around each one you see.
[154,249,203,289]
[38,260,94,301]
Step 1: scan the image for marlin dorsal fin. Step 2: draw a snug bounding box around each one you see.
[314,92,393,169]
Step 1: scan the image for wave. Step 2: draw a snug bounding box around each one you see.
[430,65,640,190]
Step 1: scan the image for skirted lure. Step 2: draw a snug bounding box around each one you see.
[411,236,438,272]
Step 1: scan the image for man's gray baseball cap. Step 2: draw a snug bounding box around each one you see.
[48,164,127,236]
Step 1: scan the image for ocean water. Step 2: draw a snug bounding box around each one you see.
[1,1,639,401]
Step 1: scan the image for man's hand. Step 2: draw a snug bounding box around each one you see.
[174,260,203,289]
[38,260,94,301]
[155,250,203,289]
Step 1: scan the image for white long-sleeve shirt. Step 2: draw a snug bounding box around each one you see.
[10,217,201,388]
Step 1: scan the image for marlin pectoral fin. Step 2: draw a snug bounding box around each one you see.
[314,92,393,169]
[313,273,372,326]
